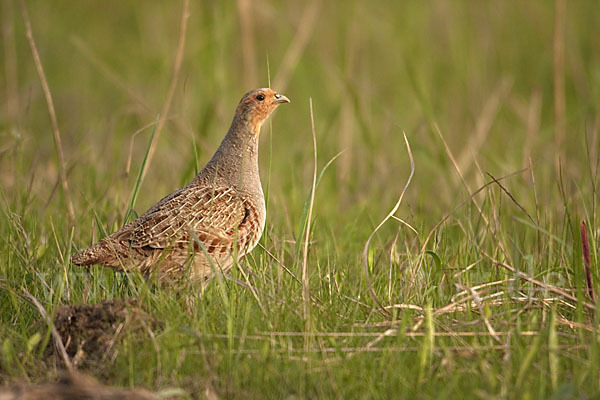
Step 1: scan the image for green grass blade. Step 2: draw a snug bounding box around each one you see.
[124,115,159,224]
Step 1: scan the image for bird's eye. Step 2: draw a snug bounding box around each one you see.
[256,94,265,101]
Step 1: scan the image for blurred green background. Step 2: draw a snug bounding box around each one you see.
[1,1,600,398]
[2,1,598,221]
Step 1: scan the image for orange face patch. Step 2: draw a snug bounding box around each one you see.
[235,88,286,135]
[247,90,277,133]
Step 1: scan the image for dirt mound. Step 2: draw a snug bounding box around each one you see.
[51,299,155,370]
[0,371,159,399]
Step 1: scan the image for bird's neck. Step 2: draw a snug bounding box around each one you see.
[197,116,262,195]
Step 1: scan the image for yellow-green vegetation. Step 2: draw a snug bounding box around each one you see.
[1,1,599,398]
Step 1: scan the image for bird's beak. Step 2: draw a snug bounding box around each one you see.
[273,93,290,104]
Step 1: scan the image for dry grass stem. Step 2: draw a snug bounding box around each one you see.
[390,215,418,235]
[384,303,424,312]
[434,124,493,240]
[484,252,596,312]
[301,98,318,344]
[451,279,513,301]
[190,344,587,356]
[457,284,501,342]
[522,90,542,168]
[457,78,512,175]
[18,0,74,220]
[257,243,302,285]
[388,228,401,303]
[141,0,190,182]
[486,172,536,224]
[21,288,73,371]
[2,0,19,123]
[257,331,541,338]
[553,0,566,166]
[452,259,483,278]
[236,262,268,317]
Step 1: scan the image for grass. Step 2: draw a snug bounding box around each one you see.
[1,1,600,398]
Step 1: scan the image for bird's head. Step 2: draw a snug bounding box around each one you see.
[235,88,290,134]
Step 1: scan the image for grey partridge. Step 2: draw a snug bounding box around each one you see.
[71,88,290,280]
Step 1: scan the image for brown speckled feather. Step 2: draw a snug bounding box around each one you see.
[118,186,245,248]
[71,88,289,281]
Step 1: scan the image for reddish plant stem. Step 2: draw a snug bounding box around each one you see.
[580,221,595,301]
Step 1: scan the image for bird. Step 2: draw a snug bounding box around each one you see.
[71,88,290,281]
